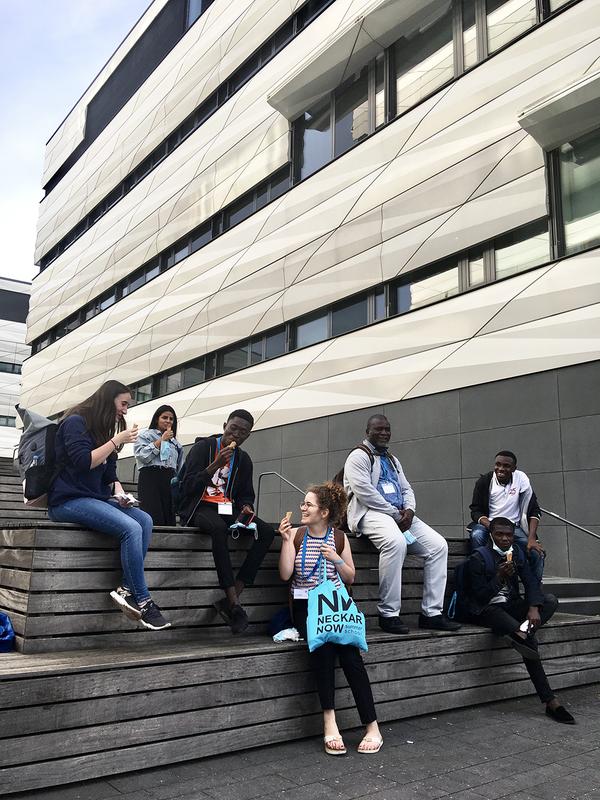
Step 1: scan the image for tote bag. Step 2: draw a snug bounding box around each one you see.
[307,558,367,653]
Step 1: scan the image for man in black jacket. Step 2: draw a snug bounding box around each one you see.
[469,450,544,580]
[180,409,274,634]
[467,517,574,724]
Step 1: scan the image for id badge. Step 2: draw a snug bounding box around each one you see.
[381,481,395,494]
[218,502,233,515]
[293,587,309,599]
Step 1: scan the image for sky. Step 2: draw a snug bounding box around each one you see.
[0,1,152,285]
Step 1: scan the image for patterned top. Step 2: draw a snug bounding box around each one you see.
[291,527,342,591]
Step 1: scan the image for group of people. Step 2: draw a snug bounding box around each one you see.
[46,382,575,756]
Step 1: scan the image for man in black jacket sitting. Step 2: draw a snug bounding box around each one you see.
[180,409,274,634]
[466,517,574,724]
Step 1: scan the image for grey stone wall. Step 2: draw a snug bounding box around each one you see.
[120,360,600,579]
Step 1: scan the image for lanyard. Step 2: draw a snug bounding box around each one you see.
[216,436,236,497]
[300,526,332,581]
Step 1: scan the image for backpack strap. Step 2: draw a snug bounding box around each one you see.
[474,545,496,577]
[293,526,307,553]
[354,444,375,467]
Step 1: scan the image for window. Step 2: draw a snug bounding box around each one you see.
[158,369,183,396]
[294,312,328,348]
[467,248,485,287]
[135,381,153,404]
[486,0,537,55]
[186,0,215,29]
[550,0,571,7]
[462,0,478,69]
[250,338,264,364]
[559,129,600,255]
[225,193,255,229]
[265,328,287,359]
[183,358,205,388]
[218,344,249,375]
[395,265,459,314]
[331,295,368,336]
[394,1,454,116]
[334,67,369,158]
[191,222,212,253]
[494,219,550,278]
[375,54,386,128]
[294,98,332,181]
[373,287,386,320]
[269,168,290,200]
[0,361,21,374]
[0,416,16,427]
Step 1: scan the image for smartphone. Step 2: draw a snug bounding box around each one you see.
[236,510,255,527]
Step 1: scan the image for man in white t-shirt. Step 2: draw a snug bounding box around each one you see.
[469,450,544,580]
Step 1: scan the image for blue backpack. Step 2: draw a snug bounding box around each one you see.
[447,546,496,622]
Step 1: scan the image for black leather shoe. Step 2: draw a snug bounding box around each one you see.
[379,615,409,634]
[546,704,575,724]
[418,613,461,632]
[504,632,540,660]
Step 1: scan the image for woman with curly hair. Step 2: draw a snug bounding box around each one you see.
[279,482,382,756]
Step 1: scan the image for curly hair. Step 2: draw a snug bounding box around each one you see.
[306,482,348,527]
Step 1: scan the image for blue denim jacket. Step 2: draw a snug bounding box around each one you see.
[134,428,183,472]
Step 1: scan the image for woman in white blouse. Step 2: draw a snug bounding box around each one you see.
[134,405,183,525]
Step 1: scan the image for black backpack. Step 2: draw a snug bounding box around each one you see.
[15,405,61,507]
[446,546,495,622]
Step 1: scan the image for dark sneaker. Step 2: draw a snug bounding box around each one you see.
[110,587,141,620]
[418,613,461,632]
[139,600,171,630]
[214,597,232,624]
[546,704,575,724]
[378,615,409,634]
[504,632,539,660]
[230,604,249,635]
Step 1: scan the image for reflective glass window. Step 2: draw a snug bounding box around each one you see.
[0,416,16,427]
[265,328,286,359]
[550,0,570,8]
[294,313,328,349]
[560,130,600,255]
[270,169,290,200]
[173,240,189,264]
[494,219,550,278]
[218,344,249,375]
[183,359,205,388]
[250,338,264,364]
[396,266,459,313]
[375,54,386,128]
[462,0,478,69]
[486,0,537,54]
[334,66,369,158]
[225,193,254,229]
[294,97,332,180]
[191,222,212,253]
[468,249,485,287]
[136,381,153,403]
[374,287,386,320]
[331,295,368,336]
[158,370,183,396]
[394,1,454,116]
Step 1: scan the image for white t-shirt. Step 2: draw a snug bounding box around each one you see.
[488,469,530,524]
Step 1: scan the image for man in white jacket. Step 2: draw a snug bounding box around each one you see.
[344,414,460,635]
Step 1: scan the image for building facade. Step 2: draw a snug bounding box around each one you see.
[25,0,600,576]
[0,279,30,457]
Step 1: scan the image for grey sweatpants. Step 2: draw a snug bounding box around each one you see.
[358,510,448,617]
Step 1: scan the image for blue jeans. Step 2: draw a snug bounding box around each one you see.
[49,498,153,602]
[470,523,544,581]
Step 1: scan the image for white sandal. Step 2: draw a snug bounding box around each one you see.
[324,735,346,755]
[357,735,383,754]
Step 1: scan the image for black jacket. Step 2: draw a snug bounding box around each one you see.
[469,471,541,525]
[466,544,544,615]
[179,435,255,523]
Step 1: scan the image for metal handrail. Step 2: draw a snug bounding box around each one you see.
[540,507,600,542]
[256,471,304,517]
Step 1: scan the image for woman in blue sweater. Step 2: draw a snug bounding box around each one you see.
[48,380,170,631]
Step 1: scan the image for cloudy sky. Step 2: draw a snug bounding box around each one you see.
[0,1,152,285]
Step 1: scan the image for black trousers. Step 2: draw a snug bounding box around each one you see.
[138,466,176,526]
[192,503,274,589]
[293,599,377,725]
[477,593,559,704]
